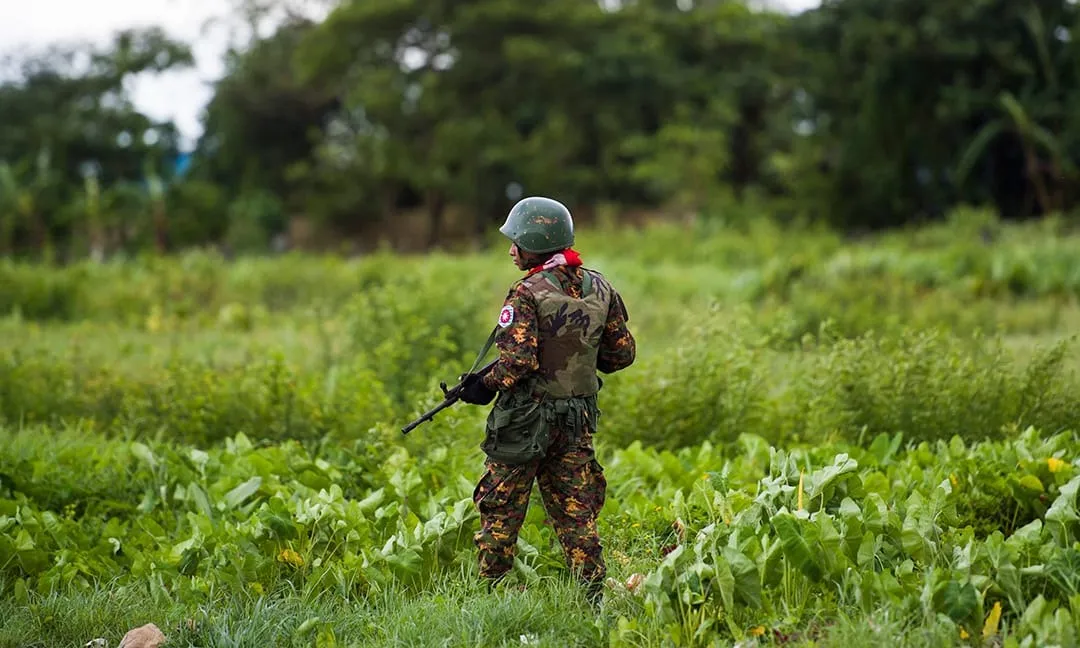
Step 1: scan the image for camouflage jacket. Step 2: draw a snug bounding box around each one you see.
[481,264,636,396]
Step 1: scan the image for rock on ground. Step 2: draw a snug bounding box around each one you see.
[117,623,167,648]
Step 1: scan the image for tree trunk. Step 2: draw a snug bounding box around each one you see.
[88,216,105,262]
[0,214,13,257]
[427,189,446,250]
[1022,144,1052,216]
[152,203,168,254]
[28,210,51,262]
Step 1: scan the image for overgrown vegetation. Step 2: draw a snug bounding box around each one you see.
[2,214,1079,646]
[5,0,1080,644]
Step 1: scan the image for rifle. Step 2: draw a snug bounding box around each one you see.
[401,360,497,435]
[401,321,501,435]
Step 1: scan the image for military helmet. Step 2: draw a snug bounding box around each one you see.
[499,196,574,254]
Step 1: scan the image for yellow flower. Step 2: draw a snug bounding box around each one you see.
[1048,457,1068,473]
[278,548,304,568]
[949,474,959,488]
[749,626,765,637]
[959,627,969,640]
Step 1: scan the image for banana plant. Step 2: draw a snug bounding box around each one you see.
[956,3,1078,216]
[956,91,1078,216]
[0,162,19,256]
[0,149,56,259]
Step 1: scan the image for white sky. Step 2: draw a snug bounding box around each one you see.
[0,0,236,147]
[0,0,821,149]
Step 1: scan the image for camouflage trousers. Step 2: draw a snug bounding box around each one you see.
[472,424,607,586]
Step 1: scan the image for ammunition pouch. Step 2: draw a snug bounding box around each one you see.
[481,387,601,465]
[481,391,552,465]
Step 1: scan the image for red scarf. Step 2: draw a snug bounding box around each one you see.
[526,248,583,276]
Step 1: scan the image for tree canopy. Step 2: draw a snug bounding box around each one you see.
[1,0,1078,259]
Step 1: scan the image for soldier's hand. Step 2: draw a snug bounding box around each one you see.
[460,373,496,405]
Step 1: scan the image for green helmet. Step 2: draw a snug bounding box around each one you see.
[499,196,575,254]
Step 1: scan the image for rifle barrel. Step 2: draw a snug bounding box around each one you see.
[399,359,498,435]
[401,394,457,435]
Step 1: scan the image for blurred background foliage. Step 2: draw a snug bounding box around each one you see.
[3,0,1080,261]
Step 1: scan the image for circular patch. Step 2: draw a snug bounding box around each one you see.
[498,305,515,328]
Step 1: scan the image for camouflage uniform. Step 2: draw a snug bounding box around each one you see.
[473,263,636,589]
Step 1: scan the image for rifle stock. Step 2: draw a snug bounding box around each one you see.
[400,359,497,435]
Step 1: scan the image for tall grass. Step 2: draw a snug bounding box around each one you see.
[3,209,1080,647]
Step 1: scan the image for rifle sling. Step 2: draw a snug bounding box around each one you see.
[467,326,500,376]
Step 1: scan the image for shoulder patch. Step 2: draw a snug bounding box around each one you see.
[498,304,515,328]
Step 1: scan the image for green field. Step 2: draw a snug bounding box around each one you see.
[3,211,1080,647]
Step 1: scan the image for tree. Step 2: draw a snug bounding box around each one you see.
[791,0,1080,228]
[0,28,194,257]
[193,17,340,201]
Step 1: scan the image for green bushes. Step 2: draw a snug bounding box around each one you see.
[3,210,1079,333]
[3,214,1080,647]
[790,329,1079,446]
[0,424,482,603]
[601,427,1080,645]
[0,349,396,447]
[4,423,1079,647]
[0,261,82,321]
[3,316,1075,453]
[598,316,1079,450]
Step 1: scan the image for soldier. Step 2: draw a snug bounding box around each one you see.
[458,196,636,606]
